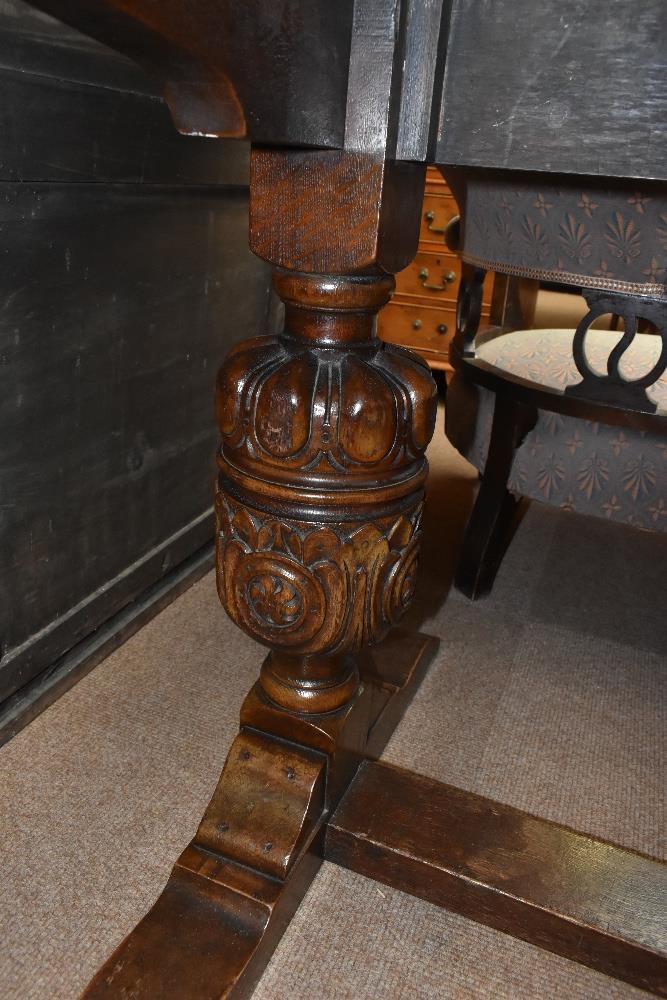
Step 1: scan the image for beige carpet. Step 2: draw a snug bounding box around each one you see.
[1,416,665,999]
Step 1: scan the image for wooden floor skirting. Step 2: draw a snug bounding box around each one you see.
[0,539,214,748]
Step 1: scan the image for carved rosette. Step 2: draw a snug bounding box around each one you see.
[215,272,437,698]
[215,493,423,656]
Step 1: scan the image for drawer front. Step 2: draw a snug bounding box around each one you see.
[418,194,458,246]
[378,301,456,359]
[379,169,493,370]
[395,250,462,304]
[379,300,492,358]
[425,166,448,192]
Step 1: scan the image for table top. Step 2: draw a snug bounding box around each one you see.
[27,0,667,182]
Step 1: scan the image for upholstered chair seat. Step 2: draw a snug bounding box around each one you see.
[447,329,667,532]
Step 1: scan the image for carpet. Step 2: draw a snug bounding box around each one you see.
[1,415,665,999]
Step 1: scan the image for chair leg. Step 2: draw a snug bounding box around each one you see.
[455,394,536,600]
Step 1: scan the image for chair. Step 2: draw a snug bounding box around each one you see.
[444,171,667,599]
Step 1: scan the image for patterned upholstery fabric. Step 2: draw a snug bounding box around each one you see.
[447,329,667,532]
[460,177,667,297]
[480,328,667,411]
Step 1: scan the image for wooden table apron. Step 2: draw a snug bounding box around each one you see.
[19,2,667,998]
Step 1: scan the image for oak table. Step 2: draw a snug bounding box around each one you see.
[24,2,667,997]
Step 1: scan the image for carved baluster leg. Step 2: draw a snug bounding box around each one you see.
[82,149,438,1000]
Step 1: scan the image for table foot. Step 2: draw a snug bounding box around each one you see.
[81,628,438,1000]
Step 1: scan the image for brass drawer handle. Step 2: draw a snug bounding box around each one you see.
[418,267,456,292]
[424,210,447,235]
[411,319,448,335]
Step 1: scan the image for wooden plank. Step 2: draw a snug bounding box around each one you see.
[326,760,667,996]
[343,0,400,154]
[0,0,158,95]
[0,70,250,185]
[0,539,214,747]
[0,0,251,185]
[0,182,271,703]
[395,0,449,161]
[0,505,213,709]
[28,0,355,149]
[435,0,667,180]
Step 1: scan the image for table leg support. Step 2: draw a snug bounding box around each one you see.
[81,149,437,999]
[326,761,667,997]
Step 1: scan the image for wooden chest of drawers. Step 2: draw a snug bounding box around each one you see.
[378,167,493,371]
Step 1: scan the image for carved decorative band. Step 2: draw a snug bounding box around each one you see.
[274,270,396,318]
[217,456,429,522]
[215,491,423,656]
[462,252,665,298]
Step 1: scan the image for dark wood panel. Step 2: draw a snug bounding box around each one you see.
[16,0,667,179]
[0,539,214,747]
[326,760,667,996]
[435,0,667,180]
[395,0,449,161]
[0,182,271,703]
[0,0,249,186]
[0,68,249,185]
[26,0,355,148]
[0,0,158,94]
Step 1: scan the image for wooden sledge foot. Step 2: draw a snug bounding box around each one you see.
[82,629,438,1000]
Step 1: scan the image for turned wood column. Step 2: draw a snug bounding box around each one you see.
[78,146,440,1000]
[215,148,437,716]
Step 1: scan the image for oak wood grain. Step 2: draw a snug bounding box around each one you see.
[326,760,667,997]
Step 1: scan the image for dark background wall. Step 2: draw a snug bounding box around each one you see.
[0,0,273,738]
